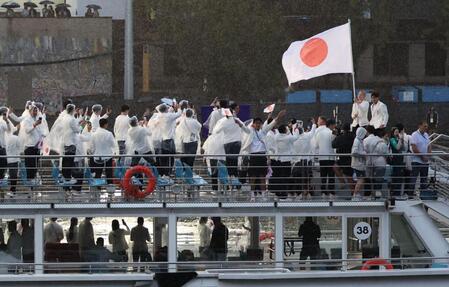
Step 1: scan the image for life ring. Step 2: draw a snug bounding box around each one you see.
[122,165,156,199]
[361,259,393,270]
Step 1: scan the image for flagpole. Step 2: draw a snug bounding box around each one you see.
[348,19,357,101]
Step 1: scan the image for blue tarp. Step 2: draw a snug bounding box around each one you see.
[392,86,418,103]
[320,90,353,103]
[286,90,316,104]
[418,86,449,103]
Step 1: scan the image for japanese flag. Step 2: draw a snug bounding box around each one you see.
[282,23,354,85]
[263,104,275,113]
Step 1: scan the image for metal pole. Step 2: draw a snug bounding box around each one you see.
[274,213,284,268]
[341,215,348,271]
[168,213,177,272]
[34,215,44,274]
[380,213,391,260]
[348,19,357,101]
[124,0,134,100]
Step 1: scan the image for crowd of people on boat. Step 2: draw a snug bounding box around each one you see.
[0,91,433,200]
[0,216,233,265]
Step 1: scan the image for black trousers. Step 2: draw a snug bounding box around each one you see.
[24,146,40,180]
[319,160,335,195]
[224,141,241,177]
[8,162,18,192]
[131,151,154,166]
[210,159,222,191]
[391,165,404,197]
[292,160,312,195]
[132,250,152,263]
[0,147,6,179]
[62,145,76,180]
[270,160,291,198]
[159,139,175,176]
[181,141,198,167]
[90,158,113,184]
[300,246,319,261]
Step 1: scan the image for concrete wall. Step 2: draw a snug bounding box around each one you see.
[0,18,112,113]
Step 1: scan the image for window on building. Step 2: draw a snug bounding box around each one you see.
[425,43,446,77]
[374,43,409,76]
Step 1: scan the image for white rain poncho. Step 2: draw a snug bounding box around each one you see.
[45,109,68,155]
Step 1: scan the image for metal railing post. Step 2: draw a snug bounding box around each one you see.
[34,215,44,274]
[275,212,284,268]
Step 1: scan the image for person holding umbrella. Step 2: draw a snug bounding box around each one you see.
[24,1,38,17]
[86,4,101,17]
[39,0,53,17]
[1,1,20,17]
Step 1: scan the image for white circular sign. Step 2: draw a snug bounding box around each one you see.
[353,222,372,240]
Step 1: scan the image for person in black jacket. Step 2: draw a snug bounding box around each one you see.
[209,217,229,261]
[298,217,321,261]
[332,123,355,191]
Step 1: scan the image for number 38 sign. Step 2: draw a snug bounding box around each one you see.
[353,222,372,240]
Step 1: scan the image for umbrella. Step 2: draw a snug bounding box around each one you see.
[24,1,38,8]
[86,4,101,10]
[1,1,20,9]
[39,0,54,4]
[56,3,70,7]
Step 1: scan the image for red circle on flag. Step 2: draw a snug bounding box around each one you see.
[300,38,328,67]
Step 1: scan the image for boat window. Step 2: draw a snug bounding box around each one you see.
[346,217,380,269]
[390,214,430,259]
[42,216,167,272]
[177,216,274,266]
[284,216,342,270]
[0,217,34,273]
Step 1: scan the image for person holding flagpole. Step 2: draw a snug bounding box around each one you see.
[351,90,370,129]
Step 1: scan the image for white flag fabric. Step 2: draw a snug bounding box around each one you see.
[263,104,275,113]
[282,23,354,85]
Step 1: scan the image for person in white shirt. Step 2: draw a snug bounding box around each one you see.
[44,218,64,244]
[351,90,369,129]
[20,104,45,182]
[369,92,389,134]
[207,99,227,135]
[89,118,117,185]
[156,104,182,176]
[108,219,130,262]
[6,126,20,194]
[240,110,285,198]
[272,125,299,199]
[202,132,226,192]
[177,109,202,167]
[212,102,249,177]
[45,99,73,155]
[311,117,336,198]
[61,104,80,183]
[72,125,92,193]
[197,217,211,258]
[127,116,154,166]
[363,126,388,197]
[0,107,11,184]
[114,105,130,156]
[89,104,111,132]
[291,118,317,198]
[409,121,432,197]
